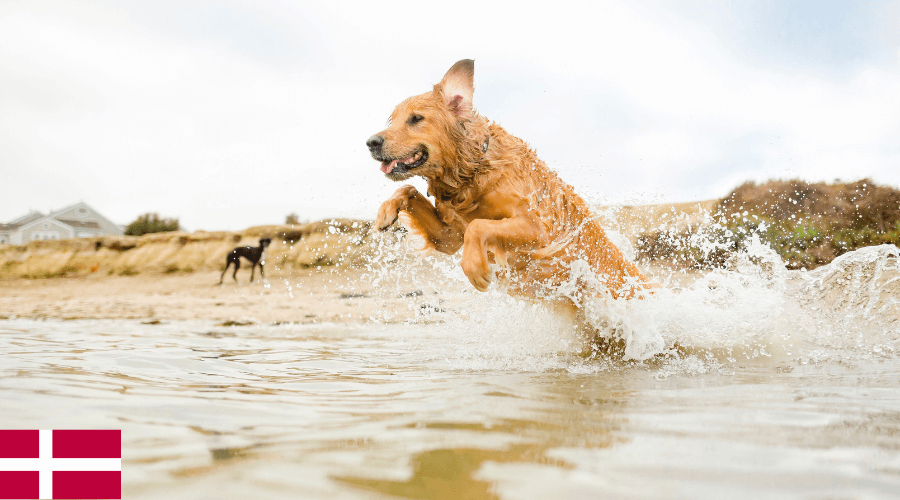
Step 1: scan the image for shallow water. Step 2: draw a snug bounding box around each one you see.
[1,325,899,499]
[2,245,900,499]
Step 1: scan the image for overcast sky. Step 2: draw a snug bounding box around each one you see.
[1,1,898,231]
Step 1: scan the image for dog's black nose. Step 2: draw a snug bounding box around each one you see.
[366,135,384,150]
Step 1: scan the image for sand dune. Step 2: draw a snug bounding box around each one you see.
[0,202,715,282]
[0,219,375,280]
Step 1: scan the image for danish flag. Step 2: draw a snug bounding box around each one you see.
[0,430,121,499]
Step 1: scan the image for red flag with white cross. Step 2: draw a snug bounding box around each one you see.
[0,430,121,499]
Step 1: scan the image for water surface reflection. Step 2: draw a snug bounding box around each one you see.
[2,319,899,499]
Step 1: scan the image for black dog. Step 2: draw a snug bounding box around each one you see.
[219,238,272,285]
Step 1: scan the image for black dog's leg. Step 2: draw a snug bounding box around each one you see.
[249,261,256,284]
[259,261,265,281]
[219,260,232,285]
[232,258,241,283]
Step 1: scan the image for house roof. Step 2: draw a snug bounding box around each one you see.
[4,203,122,235]
[7,211,45,226]
[16,215,76,233]
[49,202,121,233]
[49,202,87,217]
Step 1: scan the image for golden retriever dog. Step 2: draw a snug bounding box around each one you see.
[367,59,656,307]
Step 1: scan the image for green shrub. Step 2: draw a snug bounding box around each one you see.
[125,213,179,236]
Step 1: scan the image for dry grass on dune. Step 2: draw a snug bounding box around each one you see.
[718,179,900,233]
[0,219,385,280]
[0,199,760,281]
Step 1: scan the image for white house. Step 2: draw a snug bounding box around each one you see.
[0,202,124,245]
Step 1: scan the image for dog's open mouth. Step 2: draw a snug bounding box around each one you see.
[379,149,428,175]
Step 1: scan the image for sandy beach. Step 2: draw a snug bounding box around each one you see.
[0,207,692,326]
[0,266,476,325]
[0,218,470,324]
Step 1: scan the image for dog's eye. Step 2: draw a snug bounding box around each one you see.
[408,114,424,125]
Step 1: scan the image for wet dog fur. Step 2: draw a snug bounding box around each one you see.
[367,60,655,306]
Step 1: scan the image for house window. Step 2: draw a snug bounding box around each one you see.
[32,231,59,241]
[77,207,89,218]
[41,222,50,230]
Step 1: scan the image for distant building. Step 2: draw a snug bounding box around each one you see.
[0,202,124,245]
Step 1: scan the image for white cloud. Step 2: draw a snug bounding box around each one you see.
[1,0,898,229]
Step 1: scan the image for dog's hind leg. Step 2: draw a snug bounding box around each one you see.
[461,217,545,292]
[232,258,241,284]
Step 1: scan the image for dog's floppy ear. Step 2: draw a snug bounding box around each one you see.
[438,59,474,119]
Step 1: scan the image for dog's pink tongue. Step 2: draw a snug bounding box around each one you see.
[381,159,399,173]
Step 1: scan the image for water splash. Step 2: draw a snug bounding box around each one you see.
[361,215,900,375]
[794,244,900,353]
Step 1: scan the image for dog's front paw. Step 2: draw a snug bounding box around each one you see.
[461,257,491,292]
[461,241,491,292]
[375,199,402,231]
[375,185,418,231]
